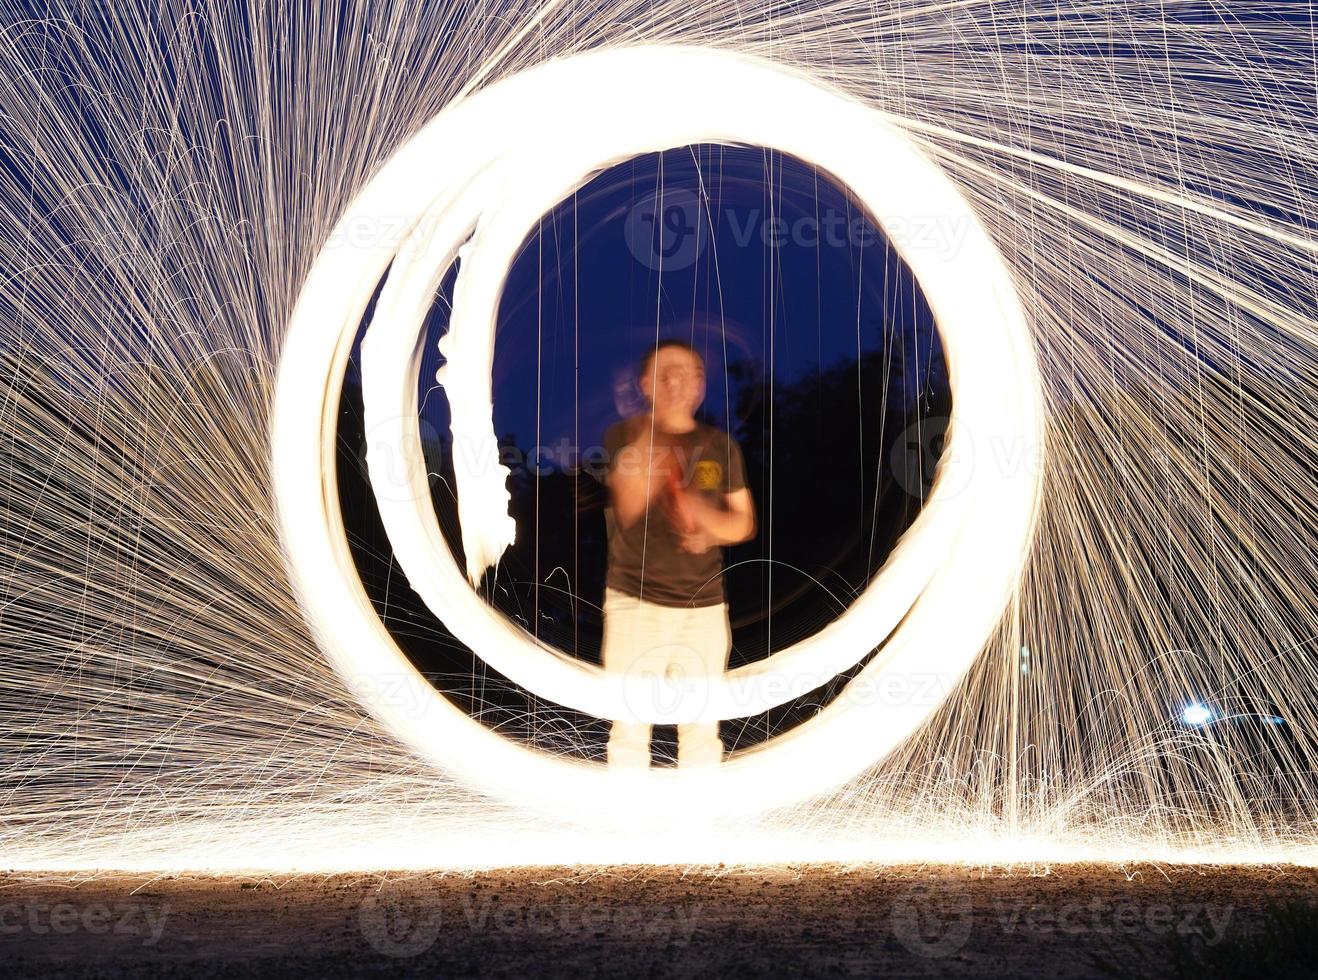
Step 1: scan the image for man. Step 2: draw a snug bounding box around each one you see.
[601,338,757,768]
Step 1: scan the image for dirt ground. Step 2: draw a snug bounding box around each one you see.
[1,862,1315,978]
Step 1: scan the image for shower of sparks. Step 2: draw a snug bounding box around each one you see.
[1,0,1317,871]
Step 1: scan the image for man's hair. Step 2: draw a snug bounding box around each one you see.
[635,338,703,383]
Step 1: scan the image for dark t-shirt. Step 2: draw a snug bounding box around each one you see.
[602,415,748,608]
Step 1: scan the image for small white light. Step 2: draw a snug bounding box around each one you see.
[1182,703,1214,726]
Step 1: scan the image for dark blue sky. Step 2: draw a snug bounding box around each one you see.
[413,143,940,461]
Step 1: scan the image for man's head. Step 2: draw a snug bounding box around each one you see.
[636,339,706,422]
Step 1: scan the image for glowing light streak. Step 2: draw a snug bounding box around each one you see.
[273,45,1043,819]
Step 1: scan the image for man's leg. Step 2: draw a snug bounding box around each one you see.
[675,601,731,769]
[601,587,652,768]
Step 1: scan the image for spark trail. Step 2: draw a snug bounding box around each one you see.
[1,0,1316,870]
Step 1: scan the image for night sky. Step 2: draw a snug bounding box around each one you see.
[410,143,942,461]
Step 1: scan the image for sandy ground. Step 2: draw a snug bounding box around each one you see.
[1,862,1315,978]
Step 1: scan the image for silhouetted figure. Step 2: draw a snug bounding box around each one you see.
[601,339,756,768]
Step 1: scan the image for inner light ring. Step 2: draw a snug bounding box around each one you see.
[271,45,1044,821]
[358,55,1009,724]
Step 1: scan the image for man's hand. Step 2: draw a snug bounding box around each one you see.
[661,466,697,534]
[677,487,757,545]
[608,426,673,530]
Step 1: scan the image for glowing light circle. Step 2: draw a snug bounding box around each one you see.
[272,45,1044,821]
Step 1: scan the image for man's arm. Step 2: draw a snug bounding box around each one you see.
[683,488,756,546]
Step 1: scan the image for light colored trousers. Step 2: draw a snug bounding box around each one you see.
[601,586,731,768]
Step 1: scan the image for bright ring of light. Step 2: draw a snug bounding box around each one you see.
[271,45,1044,822]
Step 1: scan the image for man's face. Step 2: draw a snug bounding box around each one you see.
[640,346,705,417]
